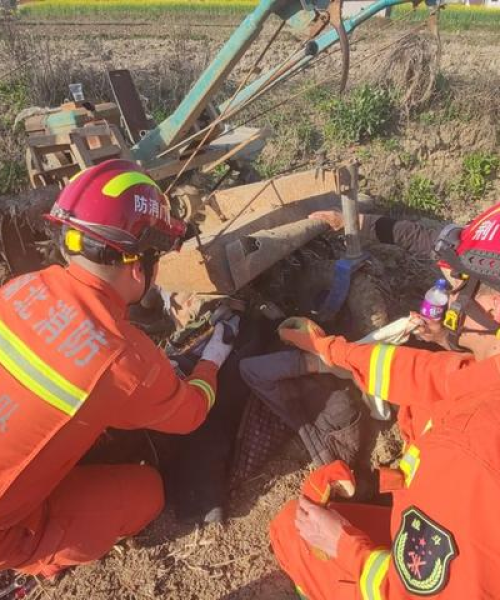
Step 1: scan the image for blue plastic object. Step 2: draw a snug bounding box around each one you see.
[319,253,369,319]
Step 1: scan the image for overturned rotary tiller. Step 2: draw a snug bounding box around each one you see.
[9,0,443,294]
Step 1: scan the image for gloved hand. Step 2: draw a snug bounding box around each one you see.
[278,317,328,356]
[201,315,240,368]
[301,461,355,506]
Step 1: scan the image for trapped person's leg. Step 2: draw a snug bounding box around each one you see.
[241,352,361,467]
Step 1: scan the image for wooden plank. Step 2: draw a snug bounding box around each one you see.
[147,148,229,181]
[88,145,123,161]
[28,133,71,148]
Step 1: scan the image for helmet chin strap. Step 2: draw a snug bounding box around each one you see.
[443,276,500,351]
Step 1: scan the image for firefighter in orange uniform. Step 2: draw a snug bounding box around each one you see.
[0,159,238,578]
[271,202,500,599]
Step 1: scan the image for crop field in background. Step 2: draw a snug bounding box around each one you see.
[19,0,257,18]
[18,0,500,30]
[393,3,500,30]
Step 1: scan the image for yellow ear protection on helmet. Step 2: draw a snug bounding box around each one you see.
[63,227,159,300]
[64,228,84,254]
[63,227,139,266]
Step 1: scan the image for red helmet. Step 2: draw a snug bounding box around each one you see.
[435,202,500,290]
[46,159,186,259]
[434,200,500,347]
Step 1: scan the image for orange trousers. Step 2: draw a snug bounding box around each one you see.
[0,464,165,578]
[270,500,391,600]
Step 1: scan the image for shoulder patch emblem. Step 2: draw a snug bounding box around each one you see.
[394,506,457,596]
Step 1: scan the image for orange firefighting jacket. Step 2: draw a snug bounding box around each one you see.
[0,263,217,529]
[315,336,500,599]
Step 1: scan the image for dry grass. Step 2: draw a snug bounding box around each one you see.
[374,31,441,115]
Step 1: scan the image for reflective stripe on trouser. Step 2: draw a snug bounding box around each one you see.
[368,344,396,401]
[399,444,421,487]
[360,549,390,600]
[0,319,88,416]
[188,379,216,411]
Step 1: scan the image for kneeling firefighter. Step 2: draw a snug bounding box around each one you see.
[0,159,237,578]
[271,200,500,599]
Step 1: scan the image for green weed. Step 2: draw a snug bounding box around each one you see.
[320,85,394,145]
[356,146,372,161]
[0,159,27,195]
[451,152,499,201]
[403,175,442,214]
[0,80,29,128]
[382,138,401,152]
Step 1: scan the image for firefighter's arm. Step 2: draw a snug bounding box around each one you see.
[112,320,237,432]
[318,337,474,407]
[296,496,393,598]
[111,345,218,433]
[278,319,474,407]
[362,214,442,258]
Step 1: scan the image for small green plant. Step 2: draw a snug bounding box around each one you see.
[403,175,442,214]
[398,150,417,168]
[296,119,319,155]
[356,146,372,161]
[320,84,394,145]
[0,80,29,128]
[451,152,499,201]
[382,138,401,153]
[304,84,332,107]
[419,111,439,126]
[0,159,27,195]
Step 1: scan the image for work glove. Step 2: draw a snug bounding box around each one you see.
[301,460,355,506]
[201,315,240,368]
[278,317,329,357]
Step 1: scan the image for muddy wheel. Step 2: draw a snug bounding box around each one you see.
[347,269,389,338]
[295,259,389,337]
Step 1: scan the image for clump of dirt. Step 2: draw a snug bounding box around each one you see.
[371,421,405,468]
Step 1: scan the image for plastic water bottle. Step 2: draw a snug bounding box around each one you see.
[420,278,449,321]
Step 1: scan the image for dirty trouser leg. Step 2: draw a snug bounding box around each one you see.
[14,464,164,578]
[240,352,361,467]
[270,500,391,600]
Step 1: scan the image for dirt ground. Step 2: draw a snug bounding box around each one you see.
[0,9,499,600]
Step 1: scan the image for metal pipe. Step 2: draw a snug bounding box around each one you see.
[342,163,362,259]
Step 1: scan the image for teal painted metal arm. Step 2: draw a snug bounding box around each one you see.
[132,0,420,167]
[132,0,282,163]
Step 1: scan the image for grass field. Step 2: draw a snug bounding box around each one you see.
[18,0,500,30]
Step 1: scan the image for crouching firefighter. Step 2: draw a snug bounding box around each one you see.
[270,199,500,599]
[0,159,237,578]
